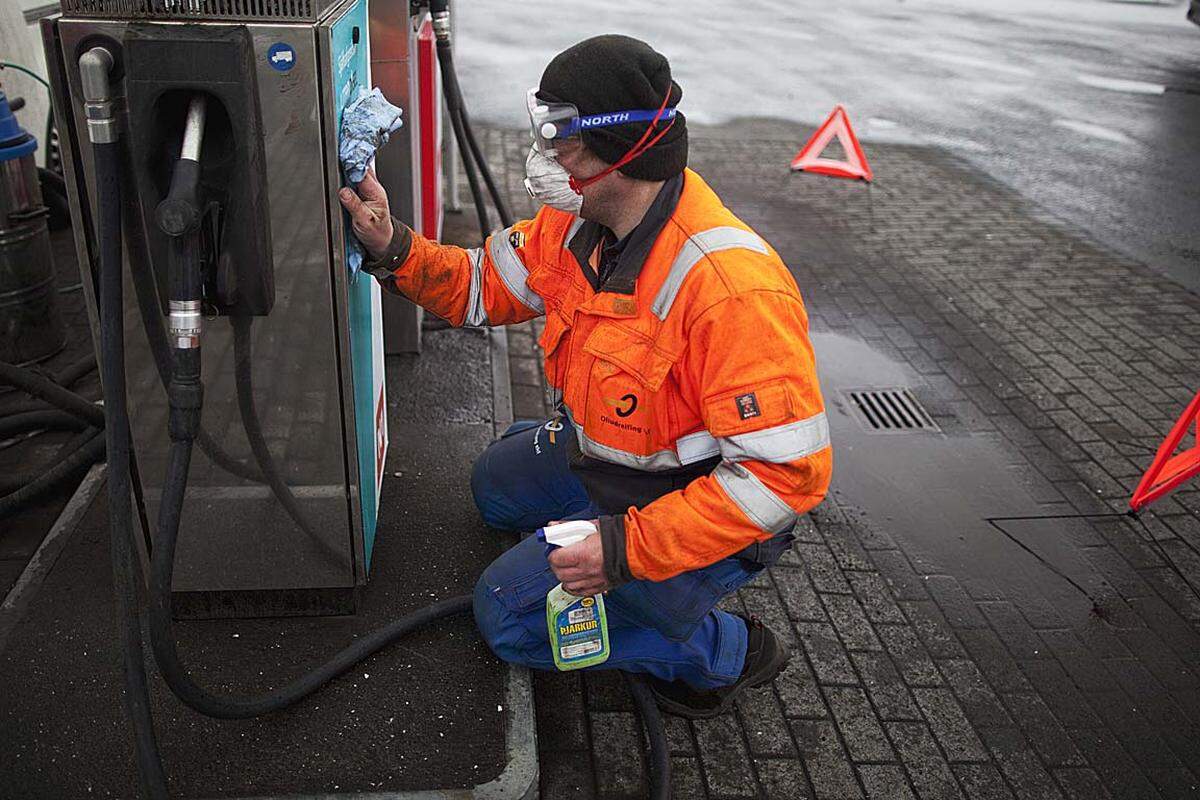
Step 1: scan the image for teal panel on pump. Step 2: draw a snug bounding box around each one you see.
[332,0,387,571]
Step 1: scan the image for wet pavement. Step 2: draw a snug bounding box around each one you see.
[467,119,1200,799]
[455,0,1200,293]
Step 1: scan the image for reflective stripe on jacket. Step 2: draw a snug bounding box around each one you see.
[384,168,832,582]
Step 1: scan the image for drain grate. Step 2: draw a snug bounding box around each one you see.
[842,388,940,434]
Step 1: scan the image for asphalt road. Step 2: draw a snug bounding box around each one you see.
[456,0,1200,293]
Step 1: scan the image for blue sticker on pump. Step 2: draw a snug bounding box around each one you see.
[267,43,296,71]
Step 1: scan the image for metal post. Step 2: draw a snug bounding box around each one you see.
[443,7,461,211]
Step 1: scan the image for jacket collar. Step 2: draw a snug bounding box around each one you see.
[566,172,685,296]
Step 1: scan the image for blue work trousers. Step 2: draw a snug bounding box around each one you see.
[470,419,791,689]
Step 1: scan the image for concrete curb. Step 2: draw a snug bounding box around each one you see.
[477,324,539,800]
[488,325,515,437]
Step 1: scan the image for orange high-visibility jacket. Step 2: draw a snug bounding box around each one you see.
[375,169,831,582]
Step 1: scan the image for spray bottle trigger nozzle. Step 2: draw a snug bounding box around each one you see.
[537,519,597,557]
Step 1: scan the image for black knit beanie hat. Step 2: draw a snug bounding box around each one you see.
[538,34,687,181]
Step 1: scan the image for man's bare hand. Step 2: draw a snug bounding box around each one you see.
[547,522,609,596]
[338,167,394,260]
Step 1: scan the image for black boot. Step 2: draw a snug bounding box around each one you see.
[646,614,791,719]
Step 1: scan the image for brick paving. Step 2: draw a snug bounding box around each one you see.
[462,125,1200,799]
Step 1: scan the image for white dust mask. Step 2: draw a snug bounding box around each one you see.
[523,146,583,216]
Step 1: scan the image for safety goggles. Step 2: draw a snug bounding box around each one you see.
[526,87,678,157]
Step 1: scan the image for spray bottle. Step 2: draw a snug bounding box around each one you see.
[538,520,611,671]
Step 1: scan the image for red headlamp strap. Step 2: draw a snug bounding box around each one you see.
[568,88,676,194]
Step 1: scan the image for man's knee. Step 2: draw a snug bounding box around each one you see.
[470,445,516,529]
[472,570,524,663]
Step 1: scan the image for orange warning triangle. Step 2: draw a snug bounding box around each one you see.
[790,105,873,182]
[1130,389,1200,512]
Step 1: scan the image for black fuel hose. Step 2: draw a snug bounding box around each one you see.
[0,357,97,417]
[150,339,473,721]
[437,41,491,239]
[0,369,138,525]
[54,351,97,389]
[0,360,104,427]
[436,39,512,229]
[121,192,265,487]
[2,397,65,417]
[626,673,671,800]
[122,159,355,567]
[138,135,473,721]
[0,369,106,518]
[0,409,88,438]
[0,410,94,504]
[53,423,101,460]
[149,466,472,720]
[0,429,104,514]
[229,313,347,568]
[459,103,513,228]
[93,135,170,800]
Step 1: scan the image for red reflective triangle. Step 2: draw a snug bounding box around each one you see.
[1130,389,1200,512]
[790,104,873,182]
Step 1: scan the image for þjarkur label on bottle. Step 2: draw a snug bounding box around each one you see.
[547,584,610,671]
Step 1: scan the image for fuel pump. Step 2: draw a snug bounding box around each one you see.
[38,0,460,786]
[71,47,472,791]
[46,0,391,616]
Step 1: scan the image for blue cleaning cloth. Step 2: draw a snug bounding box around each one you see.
[338,86,404,277]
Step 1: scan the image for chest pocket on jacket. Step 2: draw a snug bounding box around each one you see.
[580,323,679,453]
[538,310,572,392]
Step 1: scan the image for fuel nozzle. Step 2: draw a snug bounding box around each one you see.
[156,95,208,359]
[156,95,207,239]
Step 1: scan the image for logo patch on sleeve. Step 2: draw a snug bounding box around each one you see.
[508,230,526,250]
[735,393,761,420]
